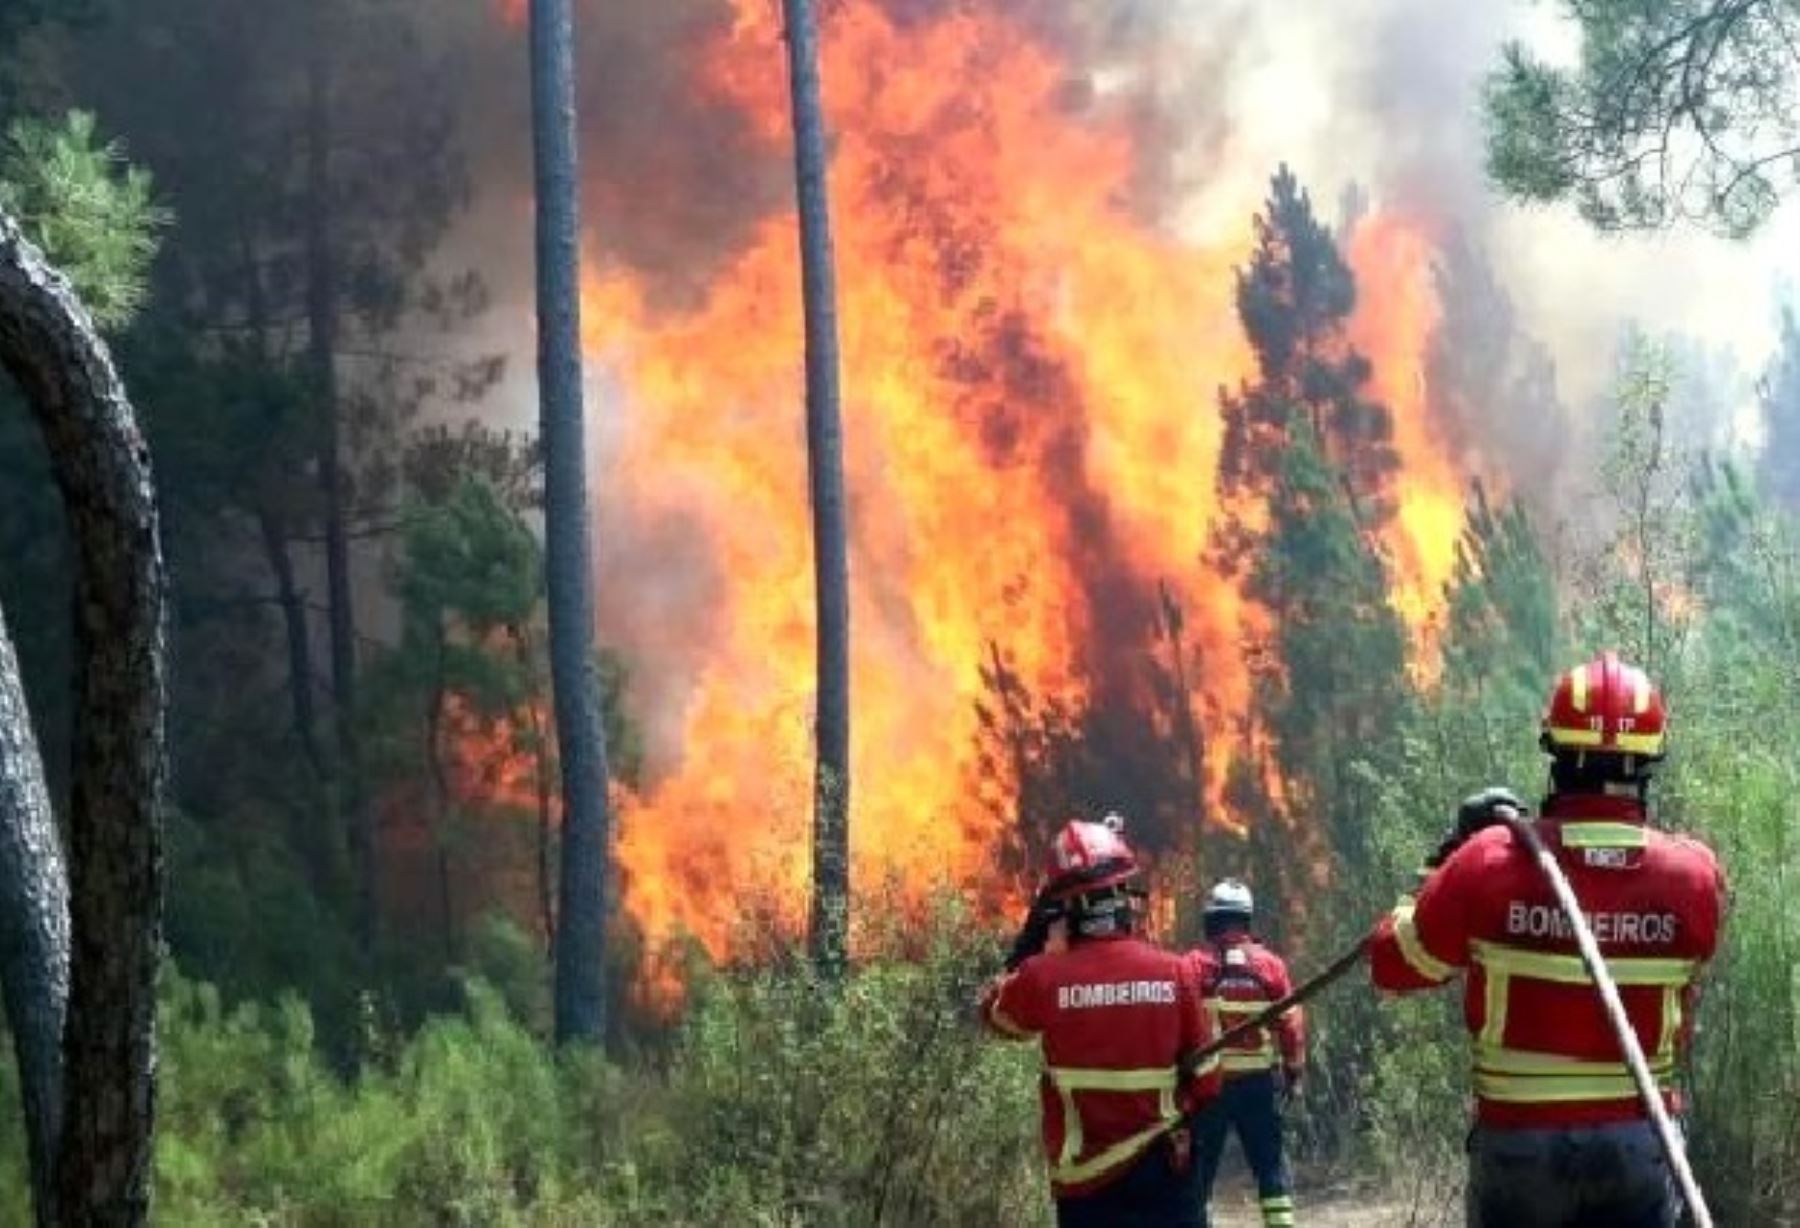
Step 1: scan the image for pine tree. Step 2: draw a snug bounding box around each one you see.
[1216,163,1397,576]
[1248,423,1407,875]
[1212,166,1408,882]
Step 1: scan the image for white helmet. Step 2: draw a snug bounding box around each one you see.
[1203,878,1254,918]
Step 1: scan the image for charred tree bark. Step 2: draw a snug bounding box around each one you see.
[0,602,70,1227]
[306,3,372,948]
[530,0,614,1046]
[0,209,167,1225]
[782,0,852,979]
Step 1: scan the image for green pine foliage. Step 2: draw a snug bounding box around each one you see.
[0,110,167,327]
[1484,2,1800,237]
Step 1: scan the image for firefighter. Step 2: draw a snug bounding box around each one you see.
[980,817,1224,1227]
[1188,879,1302,1228]
[1368,651,1726,1227]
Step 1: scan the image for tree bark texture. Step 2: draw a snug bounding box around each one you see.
[0,209,167,1225]
[530,0,614,1046]
[0,601,70,1227]
[781,0,852,979]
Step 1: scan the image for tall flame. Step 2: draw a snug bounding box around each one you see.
[1345,212,1466,643]
[501,0,1478,971]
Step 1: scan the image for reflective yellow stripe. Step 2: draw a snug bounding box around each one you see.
[1046,1065,1182,1180]
[1657,985,1683,1062]
[1570,664,1589,712]
[1549,725,1604,747]
[1630,668,1652,715]
[1049,1117,1178,1186]
[1615,730,1664,754]
[1393,903,1456,982]
[1474,1047,1674,1078]
[1214,1000,1271,1014]
[1055,1080,1081,1169]
[1466,941,1693,1106]
[1261,1194,1296,1226]
[1048,1066,1179,1093]
[1210,999,1276,1066]
[1479,967,1508,1051]
[1475,1068,1671,1102]
[1222,1051,1276,1072]
[1560,821,1647,849]
[1472,941,1696,986]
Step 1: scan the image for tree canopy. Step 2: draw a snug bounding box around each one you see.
[1485,0,1800,236]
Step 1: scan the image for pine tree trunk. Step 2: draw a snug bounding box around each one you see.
[0,601,69,1227]
[306,10,373,949]
[0,208,167,1226]
[781,0,851,979]
[256,507,323,774]
[529,0,614,1046]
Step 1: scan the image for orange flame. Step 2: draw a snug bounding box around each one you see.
[482,1,1480,975]
[1346,212,1469,649]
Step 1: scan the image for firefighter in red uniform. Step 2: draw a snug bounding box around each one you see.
[980,818,1224,1227]
[1188,880,1302,1227]
[1368,651,1725,1227]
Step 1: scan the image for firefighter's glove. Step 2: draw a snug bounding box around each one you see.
[1424,787,1526,869]
[1004,893,1063,971]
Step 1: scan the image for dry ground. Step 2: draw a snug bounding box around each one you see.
[1205,1175,1461,1227]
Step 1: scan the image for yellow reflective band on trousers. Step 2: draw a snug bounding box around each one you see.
[1392,902,1456,983]
[1209,997,1277,1072]
[1467,939,1692,1105]
[1260,1193,1296,1226]
[1047,1065,1181,1187]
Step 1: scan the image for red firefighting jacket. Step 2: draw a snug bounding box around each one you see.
[980,933,1223,1198]
[1187,931,1305,1077]
[1369,794,1724,1128]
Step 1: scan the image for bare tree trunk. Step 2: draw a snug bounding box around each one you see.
[515,628,557,950]
[0,602,69,1227]
[0,209,167,1226]
[529,0,614,1046]
[781,0,851,979]
[424,617,457,962]
[255,507,323,774]
[307,2,372,948]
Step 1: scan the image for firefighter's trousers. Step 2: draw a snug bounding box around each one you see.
[1465,1121,1678,1227]
[1194,1070,1294,1226]
[1053,1121,1206,1228]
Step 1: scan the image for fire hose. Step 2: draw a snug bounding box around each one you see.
[1167,808,1714,1226]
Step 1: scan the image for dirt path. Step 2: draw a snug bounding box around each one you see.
[1205,1177,1460,1226]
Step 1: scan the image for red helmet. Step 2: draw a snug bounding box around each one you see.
[1042,819,1141,901]
[1541,651,1666,760]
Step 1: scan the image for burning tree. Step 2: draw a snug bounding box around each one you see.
[1213,166,1410,898]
